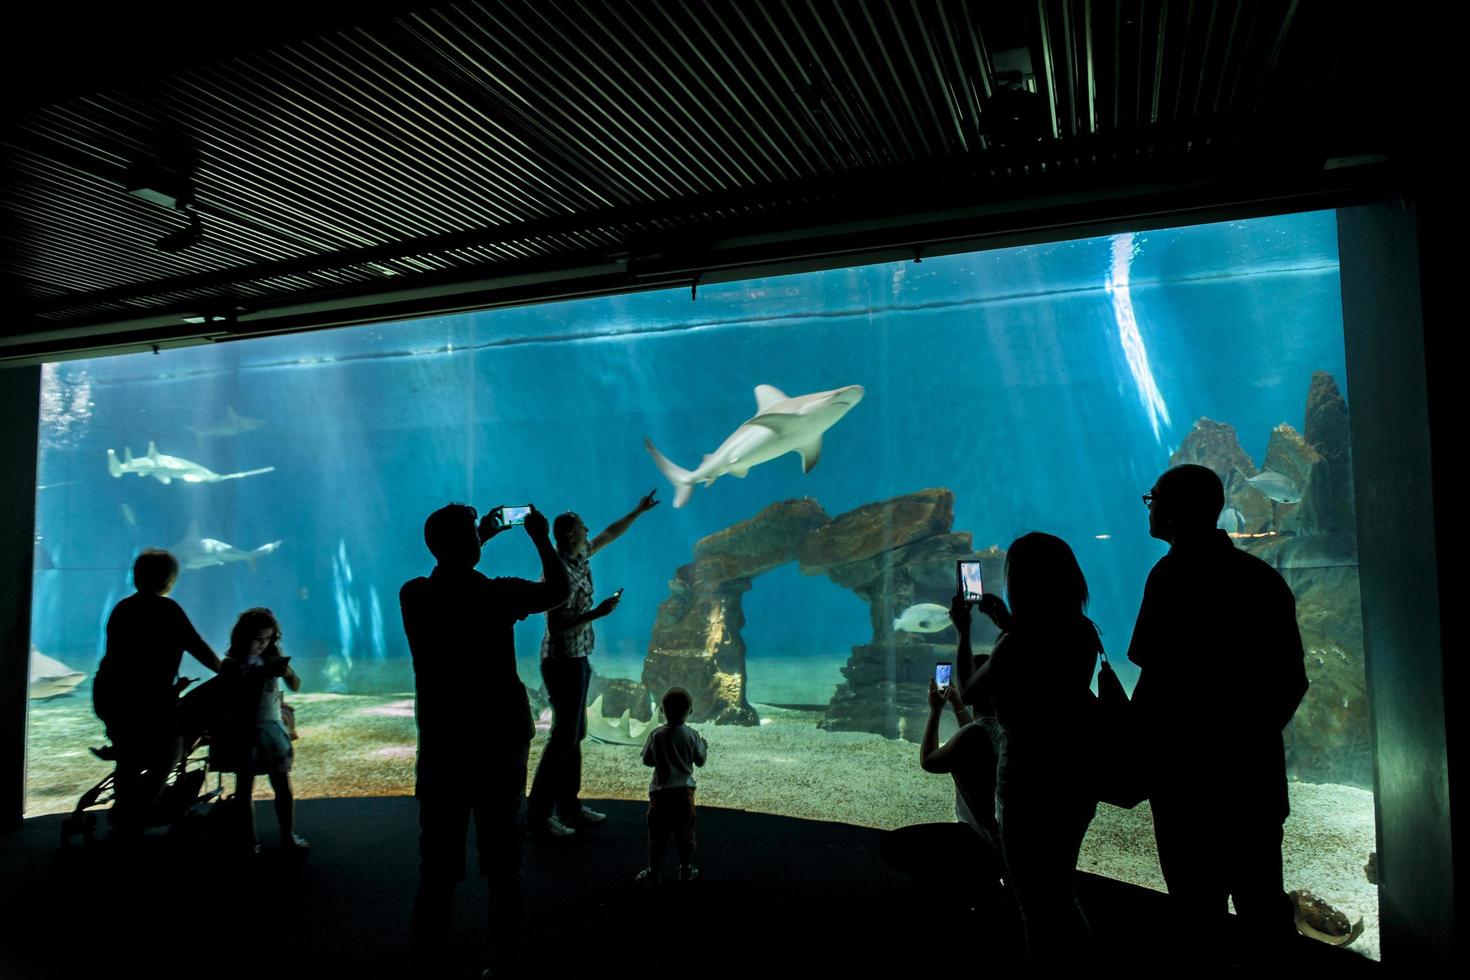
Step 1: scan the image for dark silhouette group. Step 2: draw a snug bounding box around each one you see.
[908,462,1308,977]
[90,461,1307,979]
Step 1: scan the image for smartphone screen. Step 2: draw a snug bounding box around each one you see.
[957,560,984,601]
[498,504,532,527]
[935,662,953,688]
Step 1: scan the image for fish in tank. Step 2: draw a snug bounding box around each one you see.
[25,208,1378,956]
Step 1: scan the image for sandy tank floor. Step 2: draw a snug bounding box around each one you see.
[26,691,1379,958]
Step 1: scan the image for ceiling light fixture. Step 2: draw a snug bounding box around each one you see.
[156,212,204,253]
[124,163,194,211]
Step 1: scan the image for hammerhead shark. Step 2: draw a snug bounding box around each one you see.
[189,405,265,442]
[645,383,865,507]
[106,442,274,484]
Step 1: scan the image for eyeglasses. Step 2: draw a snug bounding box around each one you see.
[1141,492,1155,508]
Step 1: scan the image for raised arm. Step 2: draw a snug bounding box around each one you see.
[951,595,977,691]
[950,594,1002,707]
[921,681,984,774]
[520,507,572,613]
[589,490,659,556]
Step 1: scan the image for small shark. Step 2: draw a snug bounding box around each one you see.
[107,441,274,484]
[170,529,282,572]
[190,405,265,442]
[645,383,865,507]
[30,649,86,700]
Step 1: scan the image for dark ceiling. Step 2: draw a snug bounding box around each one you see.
[0,1,1415,364]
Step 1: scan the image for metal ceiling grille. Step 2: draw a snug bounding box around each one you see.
[0,0,1388,361]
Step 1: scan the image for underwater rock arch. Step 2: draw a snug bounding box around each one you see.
[640,488,1004,738]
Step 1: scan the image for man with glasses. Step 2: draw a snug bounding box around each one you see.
[529,490,660,838]
[1129,464,1308,966]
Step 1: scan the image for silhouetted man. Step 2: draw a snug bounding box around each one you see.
[399,503,569,978]
[527,491,658,838]
[94,548,221,831]
[1128,464,1308,965]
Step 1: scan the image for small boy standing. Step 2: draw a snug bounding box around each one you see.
[637,687,708,883]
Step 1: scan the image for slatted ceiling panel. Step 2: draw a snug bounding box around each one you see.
[1,0,1392,357]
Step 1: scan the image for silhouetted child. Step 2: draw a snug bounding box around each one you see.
[211,608,307,853]
[637,687,707,883]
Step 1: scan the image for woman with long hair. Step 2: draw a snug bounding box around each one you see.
[212,607,307,853]
[951,532,1101,977]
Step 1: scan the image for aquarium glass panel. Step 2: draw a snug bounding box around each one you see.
[28,209,1377,955]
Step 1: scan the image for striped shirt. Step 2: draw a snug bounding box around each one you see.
[542,545,594,659]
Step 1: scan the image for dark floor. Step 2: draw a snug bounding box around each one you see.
[0,797,1379,979]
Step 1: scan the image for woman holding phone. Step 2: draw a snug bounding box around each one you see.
[950,532,1101,976]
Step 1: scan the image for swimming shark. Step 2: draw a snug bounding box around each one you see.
[106,441,274,484]
[189,405,265,442]
[169,529,283,572]
[645,383,865,507]
[29,649,86,700]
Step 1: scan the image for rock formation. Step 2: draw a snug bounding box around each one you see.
[641,489,997,737]
[1169,372,1369,787]
[642,499,829,726]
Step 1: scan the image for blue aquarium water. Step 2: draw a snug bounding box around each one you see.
[30,210,1347,700]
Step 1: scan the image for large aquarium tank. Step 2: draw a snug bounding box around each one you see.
[27,210,1378,955]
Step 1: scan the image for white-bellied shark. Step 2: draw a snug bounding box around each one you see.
[645,383,865,507]
[106,442,274,484]
[190,405,265,442]
[169,528,283,572]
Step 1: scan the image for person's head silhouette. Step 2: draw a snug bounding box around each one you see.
[553,511,588,555]
[229,607,283,659]
[423,503,481,570]
[133,548,179,595]
[661,687,692,727]
[1144,464,1225,543]
[1003,531,1093,628]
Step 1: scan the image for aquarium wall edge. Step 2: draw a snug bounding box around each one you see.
[0,365,40,830]
[1338,201,1454,970]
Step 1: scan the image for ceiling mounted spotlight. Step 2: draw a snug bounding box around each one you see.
[124,162,194,211]
[156,212,204,253]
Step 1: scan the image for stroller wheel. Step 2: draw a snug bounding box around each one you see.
[60,813,93,847]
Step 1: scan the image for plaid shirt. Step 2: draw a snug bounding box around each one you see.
[541,545,594,659]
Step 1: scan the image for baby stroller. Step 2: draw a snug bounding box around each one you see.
[60,677,227,847]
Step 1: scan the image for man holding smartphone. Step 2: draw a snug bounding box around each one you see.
[528,490,660,838]
[399,502,570,977]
